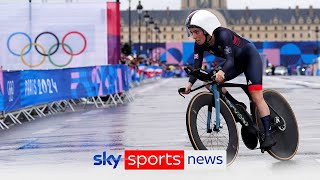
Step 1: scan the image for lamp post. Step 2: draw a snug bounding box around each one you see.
[128,0,132,50]
[316,26,319,57]
[316,26,320,76]
[157,29,161,62]
[151,23,158,61]
[154,24,159,61]
[136,0,143,58]
[148,17,154,60]
[144,11,150,57]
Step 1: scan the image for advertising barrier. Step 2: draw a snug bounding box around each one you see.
[1,64,130,113]
[0,63,162,131]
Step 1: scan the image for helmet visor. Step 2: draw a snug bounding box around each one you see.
[185,27,191,37]
[185,16,191,37]
[185,10,198,37]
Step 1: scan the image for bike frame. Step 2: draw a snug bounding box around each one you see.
[210,84,220,131]
[207,82,285,133]
[178,78,285,133]
[209,82,255,131]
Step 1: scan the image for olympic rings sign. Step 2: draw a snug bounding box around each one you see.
[6,31,87,68]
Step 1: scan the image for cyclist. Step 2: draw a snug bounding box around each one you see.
[181,9,275,149]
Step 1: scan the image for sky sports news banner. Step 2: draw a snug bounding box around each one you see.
[93,150,226,170]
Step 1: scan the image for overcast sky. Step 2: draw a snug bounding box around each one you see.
[1,0,320,10]
[119,0,320,10]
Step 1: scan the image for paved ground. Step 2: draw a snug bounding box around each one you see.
[0,75,320,179]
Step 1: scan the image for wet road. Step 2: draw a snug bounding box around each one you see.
[0,76,320,178]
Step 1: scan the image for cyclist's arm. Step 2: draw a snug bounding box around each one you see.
[189,43,204,85]
[218,30,235,80]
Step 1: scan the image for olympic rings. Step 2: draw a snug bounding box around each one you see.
[7,32,32,56]
[48,43,73,67]
[62,31,87,56]
[34,31,59,56]
[21,43,46,68]
[6,31,87,68]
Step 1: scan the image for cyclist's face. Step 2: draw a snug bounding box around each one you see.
[189,27,205,45]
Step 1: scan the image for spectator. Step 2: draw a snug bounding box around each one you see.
[271,64,275,75]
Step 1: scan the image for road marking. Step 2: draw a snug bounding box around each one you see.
[66,119,81,122]
[136,78,172,94]
[0,145,23,151]
[274,77,320,88]
[32,128,57,135]
[301,138,320,141]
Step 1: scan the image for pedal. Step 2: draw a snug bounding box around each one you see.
[259,135,276,152]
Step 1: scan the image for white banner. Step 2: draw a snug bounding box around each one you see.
[0,2,108,70]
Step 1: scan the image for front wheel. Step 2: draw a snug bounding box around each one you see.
[186,91,239,166]
[256,89,299,160]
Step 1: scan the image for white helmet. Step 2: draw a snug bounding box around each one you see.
[185,10,221,37]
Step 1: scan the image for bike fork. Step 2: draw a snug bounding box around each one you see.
[207,84,220,132]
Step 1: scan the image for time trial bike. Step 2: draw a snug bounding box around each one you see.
[178,67,299,166]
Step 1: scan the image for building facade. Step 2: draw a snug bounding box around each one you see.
[120,2,320,44]
[181,0,227,10]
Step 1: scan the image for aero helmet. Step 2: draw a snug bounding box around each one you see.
[185,10,221,37]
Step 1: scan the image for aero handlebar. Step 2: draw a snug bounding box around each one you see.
[178,66,221,98]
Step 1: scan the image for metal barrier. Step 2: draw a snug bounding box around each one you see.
[0,64,162,130]
[0,90,135,130]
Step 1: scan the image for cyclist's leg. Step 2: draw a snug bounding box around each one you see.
[243,44,275,149]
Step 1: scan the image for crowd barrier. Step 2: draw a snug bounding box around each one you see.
[0,64,163,130]
[129,64,163,85]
